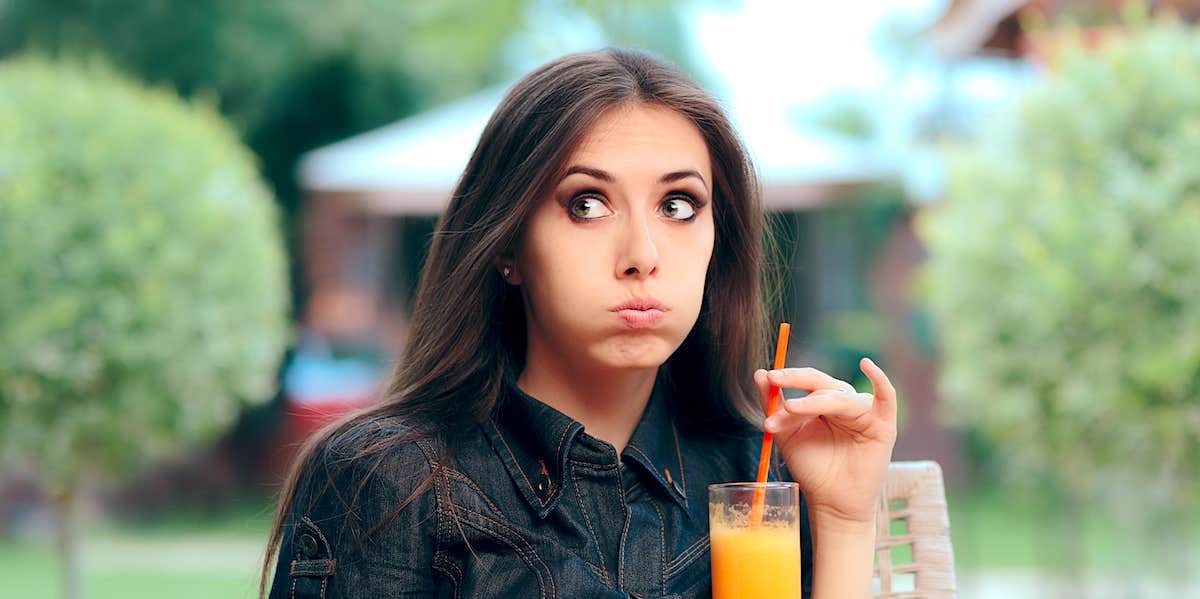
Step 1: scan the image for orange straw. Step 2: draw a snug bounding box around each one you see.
[750,322,790,526]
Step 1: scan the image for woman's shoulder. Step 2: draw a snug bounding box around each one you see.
[270,413,444,597]
[298,412,445,511]
[318,412,443,462]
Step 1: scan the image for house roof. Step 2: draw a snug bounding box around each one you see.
[298,82,889,215]
[928,0,1029,58]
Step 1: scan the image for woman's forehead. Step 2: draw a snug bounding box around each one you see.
[562,104,712,186]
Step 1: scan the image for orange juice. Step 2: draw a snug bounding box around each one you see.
[709,482,801,598]
[710,522,801,598]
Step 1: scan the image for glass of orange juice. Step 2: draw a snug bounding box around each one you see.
[708,482,801,598]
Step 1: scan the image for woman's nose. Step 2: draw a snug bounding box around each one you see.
[616,215,659,278]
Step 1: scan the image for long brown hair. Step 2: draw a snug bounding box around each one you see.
[260,46,778,595]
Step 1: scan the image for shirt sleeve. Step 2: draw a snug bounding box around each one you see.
[268,426,441,598]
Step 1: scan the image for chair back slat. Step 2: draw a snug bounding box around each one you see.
[873,461,957,598]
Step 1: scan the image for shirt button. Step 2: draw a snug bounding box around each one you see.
[298,533,318,559]
[535,460,553,498]
[665,468,684,496]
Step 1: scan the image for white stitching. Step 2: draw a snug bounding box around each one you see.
[569,458,618,470]
[444,505,554,599]
[432,556,462,599]
[671,424,688,507]
[488,419,548,507]
[615,462,631,590]
[625,445,685,507]
[413,437,452,585]
[570,461,611,586]
[666,535,710,578]
[445,468,506,518]
[553,424,572,466]
[649,500,667,596]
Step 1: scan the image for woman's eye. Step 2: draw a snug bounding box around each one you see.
[661,195,697,221]
[569,195,612,220]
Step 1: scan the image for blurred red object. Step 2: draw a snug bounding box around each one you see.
[261,335,387,483]
[285,393,376,438]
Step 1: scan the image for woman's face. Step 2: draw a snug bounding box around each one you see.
[513,103,715,373]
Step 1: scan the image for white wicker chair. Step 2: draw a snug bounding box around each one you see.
[873,461,958,598]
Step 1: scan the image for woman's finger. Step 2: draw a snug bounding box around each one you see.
[762,409,814,435]
[766,367,856,394]
[776,389,874,421]
[860,357,897,420]
[754,368,770,395]
[753,368,773,411]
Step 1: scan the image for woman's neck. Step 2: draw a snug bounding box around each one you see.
[516,356,657,455]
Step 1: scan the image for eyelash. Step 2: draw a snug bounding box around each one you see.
[566,191,704,222]
[662,193,702,222]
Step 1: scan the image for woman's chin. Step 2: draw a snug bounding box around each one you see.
[592,336,677,370]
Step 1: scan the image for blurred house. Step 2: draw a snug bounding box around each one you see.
[931,0,1200,61]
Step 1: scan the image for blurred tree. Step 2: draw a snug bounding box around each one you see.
[0,56,290,599]
[920,20,1200,577]
[0,0,706,316]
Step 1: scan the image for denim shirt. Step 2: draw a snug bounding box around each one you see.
[269,376,813,598]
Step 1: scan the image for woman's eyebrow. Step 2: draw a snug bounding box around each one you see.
[659,169,707,187]
[562,165,614,182]
[562,164,707,187]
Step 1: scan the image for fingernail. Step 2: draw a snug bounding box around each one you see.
[763,417,777,432]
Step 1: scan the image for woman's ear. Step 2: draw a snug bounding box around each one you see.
[493,255,521,285]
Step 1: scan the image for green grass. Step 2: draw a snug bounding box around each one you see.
[1,554,262,599]
[0,500,272,599]
[946,485,1200,575]
[948,485,1044,570]
[0,538,265,599]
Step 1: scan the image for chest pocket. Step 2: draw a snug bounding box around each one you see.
[664,533,711,597]
[289,516,337,598]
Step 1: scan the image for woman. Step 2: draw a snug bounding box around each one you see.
[263,47,896,598]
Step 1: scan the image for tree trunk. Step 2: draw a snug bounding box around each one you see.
[52,486,84,599]
[1058,490,1087,598]
[1032,482,1086,599]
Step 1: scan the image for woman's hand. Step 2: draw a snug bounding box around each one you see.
[755,358,898,527]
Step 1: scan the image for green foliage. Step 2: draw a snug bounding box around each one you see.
[920,22,1200,516]
[0,0,491,131]
[0,1,708,315]
[0,0,705,137]
[0,56,290,488]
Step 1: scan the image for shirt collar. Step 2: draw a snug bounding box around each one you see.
[482,374,584,519]
[622,380,690,511]
[481,373,689,518]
